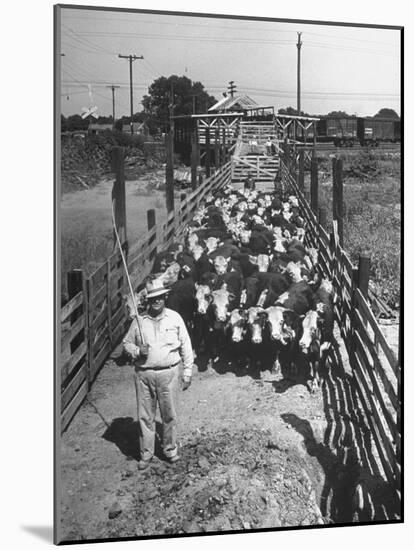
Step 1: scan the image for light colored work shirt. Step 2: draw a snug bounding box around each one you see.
[123,307,194,377]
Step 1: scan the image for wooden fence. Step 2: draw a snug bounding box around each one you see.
[280,148,401,513]
[60,161,232,433]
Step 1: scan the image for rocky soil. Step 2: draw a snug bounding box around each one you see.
[59,336,365,543]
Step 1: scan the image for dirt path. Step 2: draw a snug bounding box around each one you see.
[60,326,365,542]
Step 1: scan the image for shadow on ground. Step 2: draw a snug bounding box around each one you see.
[103,417,169,462]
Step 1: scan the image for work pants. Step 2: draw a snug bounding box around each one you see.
[134,365,179,461]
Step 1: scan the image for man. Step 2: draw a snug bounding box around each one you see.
[244,172,256,191]
[123,279,194,470]
[265,136,273,156]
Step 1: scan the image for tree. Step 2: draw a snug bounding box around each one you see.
[374,108,399,119]
[64,114,89,131]
[141,75,217,133]
[326,110,350,118]
[278,106,311,117]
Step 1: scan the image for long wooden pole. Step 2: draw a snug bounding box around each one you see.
[111,199,145,344]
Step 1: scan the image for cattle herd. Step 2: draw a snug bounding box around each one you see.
[126,183,335,393]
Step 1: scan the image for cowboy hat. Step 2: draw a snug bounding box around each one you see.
[145,279,171,299]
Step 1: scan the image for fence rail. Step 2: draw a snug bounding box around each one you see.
[280,152,400,508]
[59,161,232,433]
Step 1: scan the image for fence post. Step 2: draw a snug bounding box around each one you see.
[298,149,305,192]
[147,208,157,260]
[67,270,84,353]
[205,126,211,178]
[222,126,227,164]
[106,260,113,348]
[165,131,175,212]
[319,207,327,229]
[215,127,220,170]
[332,157,344,247]
[310,150,318,215]
[191,120,198,190]
[86,276,94,387]
[111,147,127,247]
[357,255,370,300]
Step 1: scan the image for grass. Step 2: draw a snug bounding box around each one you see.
[306,150,401,308]
[60,222,114,303]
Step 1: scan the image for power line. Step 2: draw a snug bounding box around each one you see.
[62,15,398,47]
[62,24,115,54]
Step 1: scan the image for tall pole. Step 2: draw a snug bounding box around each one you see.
[296,33,302,115]
[106,85,120,129]
[118,54,144,134]
[228,80,236,98]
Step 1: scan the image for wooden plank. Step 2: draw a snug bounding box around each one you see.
[92,324,110,360]
[354,310,398,409]
[354,332,398,441]
[61,341,87,384]
[355,289,398,374]
[90,340,111,382]
[61,292,83,323]
[353,359,399,485]
[110,302,125,333]
[90,261,108,288]
[90,280,107,310]
[90,306,109,339]
[61,314,85,353]
[61,362,87,412]
[112,321,127,348]
[61,379,88,433]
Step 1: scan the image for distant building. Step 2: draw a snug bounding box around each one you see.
[122,122,149,136]
[88,123,113,135]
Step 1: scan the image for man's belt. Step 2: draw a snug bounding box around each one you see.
[136,361,180,371]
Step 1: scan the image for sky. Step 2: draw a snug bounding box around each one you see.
[58,7,401,119]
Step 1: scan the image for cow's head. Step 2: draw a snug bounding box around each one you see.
[319,278,334,295]
[257,254,271,272]
[187,232,199,251]
[293,228,304,244]
[205,237,220,254]
[192,244,204,261]
[289,195,299,208]
[228,309,247,343]
[265,306,288,343]
[195,283,212,315]
[266,306,297,345]
[299,310,321,353]
[160,262,181,286]
[211,285,234,323]
[240,230,251,245]
[286,261,303,283]
[246,306,267,344]
[213,255,230,275]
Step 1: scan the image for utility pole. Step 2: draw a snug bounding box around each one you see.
[228,81,237,98]
[190,94,197,114]
[296,33,302,115]
[106,85,120,129]
[118,54,144,134]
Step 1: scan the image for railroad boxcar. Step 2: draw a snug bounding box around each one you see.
[357,117,397,146]
[316,117,359,146]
